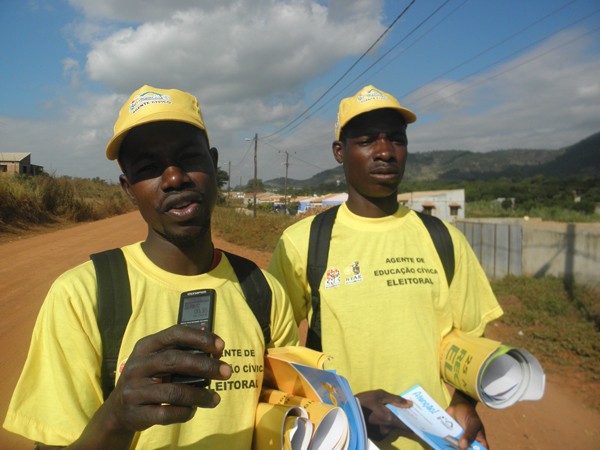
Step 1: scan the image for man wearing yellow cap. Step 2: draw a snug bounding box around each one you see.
[4,86,298,449]
[269,85,503,449]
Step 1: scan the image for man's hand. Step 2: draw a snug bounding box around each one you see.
[69,325,232,449]
[446,390,488,450]
[356,389,412,441]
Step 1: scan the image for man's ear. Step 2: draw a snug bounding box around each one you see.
[119,174,137,205]
[332,141,344,164]
[209,147,219,168]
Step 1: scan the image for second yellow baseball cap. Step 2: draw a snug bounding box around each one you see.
[105,85,207,160]
[334,85,416,140]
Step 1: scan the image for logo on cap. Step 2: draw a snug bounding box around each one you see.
[129,91,172,114]
[356,88,388,104]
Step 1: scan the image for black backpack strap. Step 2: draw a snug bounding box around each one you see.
[90,248,132,401]
[415,212,455,286]
[305,205,340,351]
[223,251,272,346]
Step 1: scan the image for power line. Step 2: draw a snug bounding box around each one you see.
[230,138,255,170]
[263,0,456,140]
[402,0,587,102]
[261,0,418,140]
[417,23,600,112]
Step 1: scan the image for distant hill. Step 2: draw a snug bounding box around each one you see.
[265,131,600,188]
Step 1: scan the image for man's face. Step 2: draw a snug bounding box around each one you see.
[334,109,408,200]
[118,121,218,246]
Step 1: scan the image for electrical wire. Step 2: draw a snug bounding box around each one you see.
[266,0,457,140]
[416,16,600,111]
[261,0,417,140]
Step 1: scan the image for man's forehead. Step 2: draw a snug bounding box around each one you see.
[119,121,207,161]
[343,108,407,136]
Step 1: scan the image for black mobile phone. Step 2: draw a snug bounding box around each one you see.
[171,289,216,388]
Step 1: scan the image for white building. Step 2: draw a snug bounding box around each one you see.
[297,189,465,222]
[398,189,465,222]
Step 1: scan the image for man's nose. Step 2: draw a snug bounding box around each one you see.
[373,135,395,158]
[160,165,192,191]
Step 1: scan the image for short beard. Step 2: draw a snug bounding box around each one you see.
[160,218,211,247]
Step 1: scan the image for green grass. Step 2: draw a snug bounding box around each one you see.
[212,205,300,252]
[491,275,600,381]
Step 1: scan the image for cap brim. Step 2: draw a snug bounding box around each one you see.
[336,105,417,140]
[105,112,206,160]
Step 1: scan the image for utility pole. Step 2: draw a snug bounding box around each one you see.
[227,161,231,204]
[253,132,258,218]
[283,151,289,214]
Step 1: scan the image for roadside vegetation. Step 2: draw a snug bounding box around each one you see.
[489,275,600,409]
[0,174,134,236]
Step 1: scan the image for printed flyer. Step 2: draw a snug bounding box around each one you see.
[387,385,486,450]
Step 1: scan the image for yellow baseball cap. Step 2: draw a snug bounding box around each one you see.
[334,85,416,140]
[105,85,207,160]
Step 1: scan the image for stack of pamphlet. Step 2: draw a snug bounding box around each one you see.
[253,346,377,450]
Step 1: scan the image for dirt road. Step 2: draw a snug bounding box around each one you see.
[1,212,598,449]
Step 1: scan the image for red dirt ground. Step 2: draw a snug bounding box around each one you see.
[0,212,598,449]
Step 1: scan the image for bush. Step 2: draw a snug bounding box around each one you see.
[0,174,134,233]
[212,205,299,252]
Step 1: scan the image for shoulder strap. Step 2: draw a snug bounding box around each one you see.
[415,212,455,286]
[305,205,340,351]
[223,251,272,347]
[305,206,455,351]
[90,248,132,401]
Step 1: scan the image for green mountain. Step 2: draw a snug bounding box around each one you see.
[266,131,600,188]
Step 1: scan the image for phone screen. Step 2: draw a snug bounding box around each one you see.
[178,289,215,331]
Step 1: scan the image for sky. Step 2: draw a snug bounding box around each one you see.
[1,0,599,186]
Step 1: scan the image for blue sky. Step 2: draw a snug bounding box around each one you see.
[1,0,599,185]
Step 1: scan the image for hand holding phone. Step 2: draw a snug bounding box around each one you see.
[171,289,215,388]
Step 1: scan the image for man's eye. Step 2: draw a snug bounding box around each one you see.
[137,164,157,173]
[391,135,407,145]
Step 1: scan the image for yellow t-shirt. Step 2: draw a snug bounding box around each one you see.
[269,203,503,449]
[4,243,298,449]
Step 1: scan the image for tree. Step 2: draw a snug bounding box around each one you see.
[245,178,265,193]
[216,167,229,190]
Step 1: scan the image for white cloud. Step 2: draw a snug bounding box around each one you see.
[84,1,383,106]
[407,28,600,154]
[3,2,599,185]
[68,0,228,22]
[62,57,81,88]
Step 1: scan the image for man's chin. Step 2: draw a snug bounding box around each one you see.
[162,223,210,246]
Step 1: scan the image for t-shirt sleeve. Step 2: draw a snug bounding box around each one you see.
[446,226,504,337]
[3,265,104,446]
[263,271,299,349]
[268,231,312,326]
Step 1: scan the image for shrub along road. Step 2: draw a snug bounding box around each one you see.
[0,212,598,449]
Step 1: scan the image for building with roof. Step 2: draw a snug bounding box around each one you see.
[398,189,465,221]
[295,189,465,221]
[0,153,44,176]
